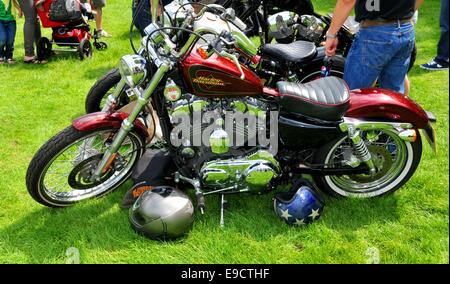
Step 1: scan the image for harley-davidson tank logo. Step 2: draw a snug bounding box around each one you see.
[192,76,227,87]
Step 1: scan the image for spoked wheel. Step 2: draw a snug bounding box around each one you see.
[314,129,422,198]
[36,37,53,61]
[26,126,146,207]
[85,68,131,113]
[78,39,93,60]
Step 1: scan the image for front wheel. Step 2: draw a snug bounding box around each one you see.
[26,126,146,207]
[85,68,130,113]
[313,129,423,198]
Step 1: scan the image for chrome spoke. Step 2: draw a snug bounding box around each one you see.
[40,130,142,202]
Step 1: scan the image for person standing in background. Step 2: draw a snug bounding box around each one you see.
[91,0,111,38]
[326,0,424,95]
[18,0,44,63]
[81,0,111,37]
[421,0,449,71]
[0,0,20,64]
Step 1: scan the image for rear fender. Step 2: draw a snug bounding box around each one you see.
[346,88,436,153]
[347,88,429,129]
[72,112,150,139]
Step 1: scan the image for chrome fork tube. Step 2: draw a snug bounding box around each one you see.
[92,63,170,180]
[102,79,127,113]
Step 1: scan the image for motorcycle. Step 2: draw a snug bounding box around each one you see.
[84,0,346,113]
[26,2,436,210]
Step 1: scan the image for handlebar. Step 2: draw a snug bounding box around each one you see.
[145,3,246,80]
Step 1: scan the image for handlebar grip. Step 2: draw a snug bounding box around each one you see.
[232,17,247,31]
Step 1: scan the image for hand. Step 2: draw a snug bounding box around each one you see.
[325,37,339,57]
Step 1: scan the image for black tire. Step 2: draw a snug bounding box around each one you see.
[298,55,346,83]
[78,39,93,60]
[26,126,146,208]
[85,68,131,113]
[36,37,52,61]
[312,129,423,198]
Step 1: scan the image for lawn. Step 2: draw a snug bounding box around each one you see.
[0,0,448,264]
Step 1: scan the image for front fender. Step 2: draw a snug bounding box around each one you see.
[346,88,429,129]
[72,112,150,139]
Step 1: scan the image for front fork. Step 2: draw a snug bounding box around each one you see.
[92,63,170,181]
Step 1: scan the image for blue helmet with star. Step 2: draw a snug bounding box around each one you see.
[274,179,325,226]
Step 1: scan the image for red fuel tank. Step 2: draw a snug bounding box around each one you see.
[181,48,264,98]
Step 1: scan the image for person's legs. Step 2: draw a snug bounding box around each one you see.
[378,24,415,94]
[94,8,103,31]
[92,0,110,37]
[0,21,7,61]
[133,0,152,36]
[344,27,393,90]
[421,0,449,70]
[19,0,41,58]
[4,21,17,60]
[436,0,449,64]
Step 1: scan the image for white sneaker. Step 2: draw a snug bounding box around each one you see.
[98,30,112,38]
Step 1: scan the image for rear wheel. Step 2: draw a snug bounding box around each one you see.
[313,129,422,198]
[26,126,146,207]
[299,56,346,83]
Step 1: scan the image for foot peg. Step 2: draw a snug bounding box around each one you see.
[196,191,206,215]
[175,172,205,214]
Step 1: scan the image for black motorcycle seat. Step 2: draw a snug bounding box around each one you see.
[277,76,350,121]
[261,41,317,63]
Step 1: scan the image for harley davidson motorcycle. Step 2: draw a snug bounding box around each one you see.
[84,0,346,113]
[26,2,436,210]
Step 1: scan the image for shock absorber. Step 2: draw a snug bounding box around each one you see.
[348,126,377,176]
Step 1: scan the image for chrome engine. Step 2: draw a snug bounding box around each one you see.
[200,150,280,193]
[298,15,326,43]
[166,91,279,193]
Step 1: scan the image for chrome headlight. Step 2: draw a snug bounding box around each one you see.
[119,54,147,87]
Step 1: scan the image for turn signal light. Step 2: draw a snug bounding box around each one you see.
[399,129,417,143]
[197,47,209,59]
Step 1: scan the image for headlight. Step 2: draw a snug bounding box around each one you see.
[119,54,147,87]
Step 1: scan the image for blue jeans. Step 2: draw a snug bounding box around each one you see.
[132,0,172,36]
[436,0,449,64]
[344,22,415,94]
[0,20,16,60]
[132,0,152,37]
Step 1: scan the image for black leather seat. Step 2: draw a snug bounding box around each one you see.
[261,41,317,63]
[278,76,350,121]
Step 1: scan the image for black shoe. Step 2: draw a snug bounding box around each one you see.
[420,59,449,71]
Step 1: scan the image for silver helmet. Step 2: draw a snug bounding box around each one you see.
[129,187,194,240]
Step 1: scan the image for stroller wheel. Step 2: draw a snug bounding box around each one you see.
[94,41,108,51]
[37,37,52,61]
[78,39,93,60]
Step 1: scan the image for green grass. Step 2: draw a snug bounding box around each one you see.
[0,0,448,264]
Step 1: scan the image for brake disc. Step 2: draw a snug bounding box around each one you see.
[68,154,114,190]
[350,145,394,183]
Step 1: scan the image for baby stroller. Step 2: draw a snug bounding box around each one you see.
[36,0,107,61]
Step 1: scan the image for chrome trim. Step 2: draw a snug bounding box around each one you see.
[340,118,413,133]
[119,54,147,88]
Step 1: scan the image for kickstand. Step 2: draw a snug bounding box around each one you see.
[220,194,228,228]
